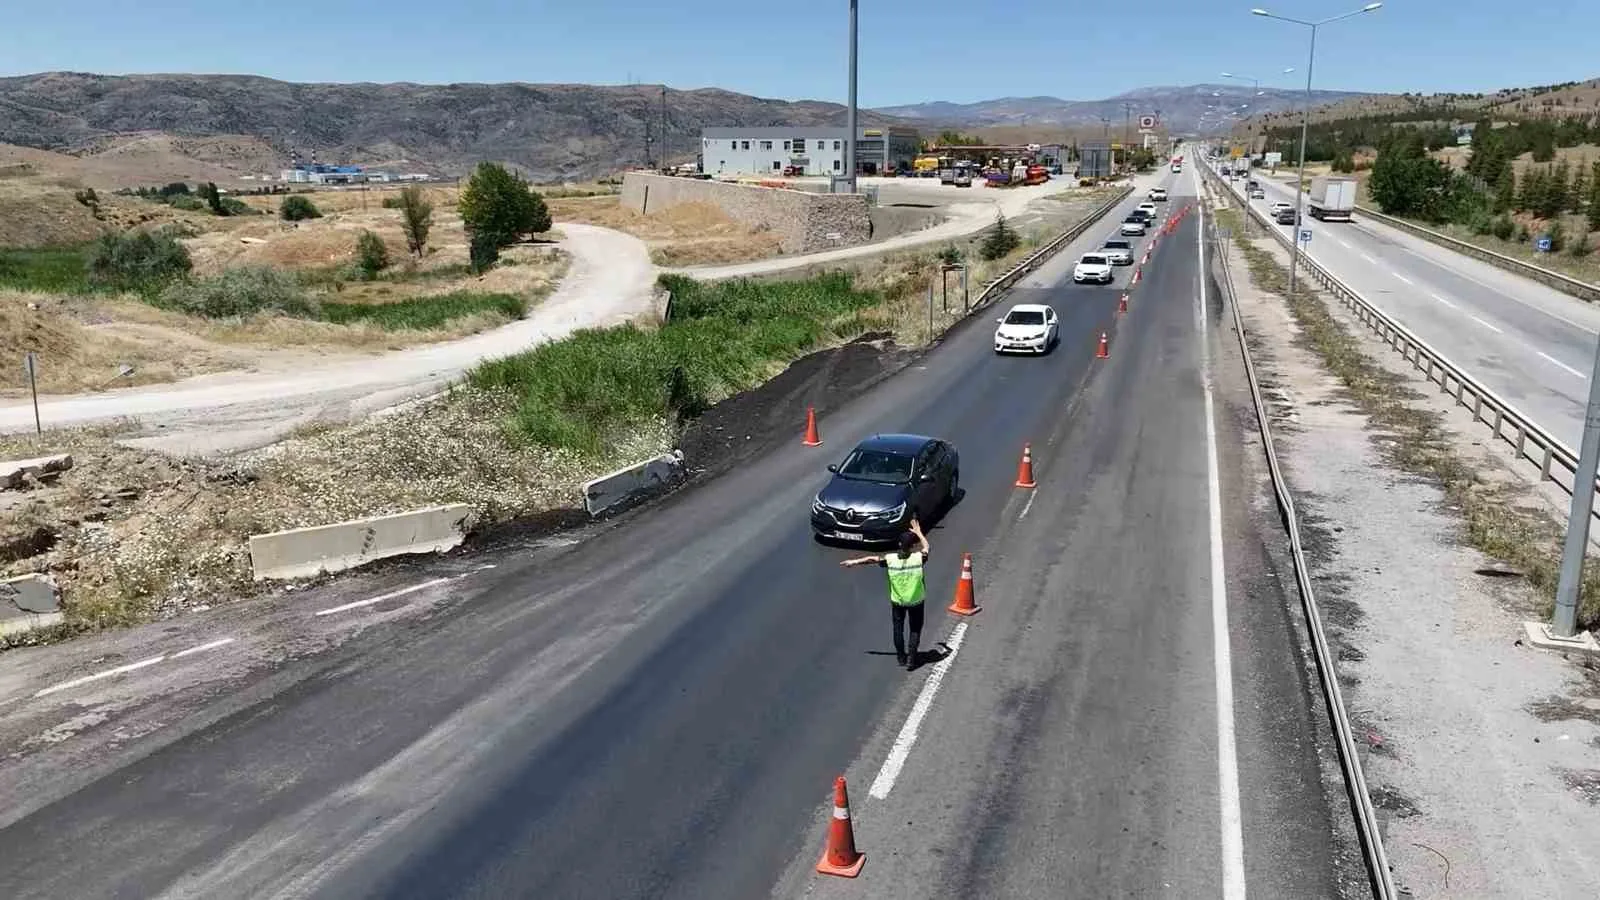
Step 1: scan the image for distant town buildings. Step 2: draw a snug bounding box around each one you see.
[277,162,434,185]
[699,126,922,176]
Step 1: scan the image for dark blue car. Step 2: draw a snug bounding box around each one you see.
[810,434,960,544]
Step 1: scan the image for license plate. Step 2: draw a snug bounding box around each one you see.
[834,531,866,541]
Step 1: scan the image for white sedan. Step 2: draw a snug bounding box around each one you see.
[994,303,1059,355]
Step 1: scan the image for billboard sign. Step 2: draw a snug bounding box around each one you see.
[1139,115,1157,129]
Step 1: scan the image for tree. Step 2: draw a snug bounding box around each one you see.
[1332,149,1356,173]
[458,162,552,251]
[1570,160,1589,215]
[979,214,1020,260]
[280,194,322,221]
[1493,165,1516,214]
[1369,133,1453,221]
[355,230,389,280]
[199,182,226,216]
[1550,160,1572,216]
[1589,161,1600,232]
[1546,220,1567,253]
[469,230,501,273]
[396,185,434,258]
[86,230,193,289]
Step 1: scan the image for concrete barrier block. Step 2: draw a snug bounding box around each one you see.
[0,611,64,638]
[248,504,474,581]
[1,573,60,615]
[582,451,686,517]
[0,454,73,490]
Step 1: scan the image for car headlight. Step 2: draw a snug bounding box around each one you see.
[878,501,908,521]
[812,494,827,514]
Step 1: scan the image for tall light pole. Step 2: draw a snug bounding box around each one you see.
[843,0,859,193]
[1251,3,1382,297]
[1221,68,1294,154]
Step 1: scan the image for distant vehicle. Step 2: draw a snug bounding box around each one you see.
[1171,162,1182,173]
[1100,239,1134,266]
[1274,207,1300,225]
[953,171,972,187]
[914,156,941,177]
[1137,201,1160,220]
[939,167,958,185]
[1148,187,1168,201]
[1249,186,1266,199]
[1309,175,1358,221]
[810,434,960,544]
[1120,216,1149,236]
[782,165,805,177]
[1270,200,1294,216]
[993,303,1060,355]
[1074,253,1116,283]
[1128,208,1155,227]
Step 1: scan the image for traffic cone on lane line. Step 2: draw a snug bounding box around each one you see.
[802,406,823,446]
[816,776,865,878]
[1132,266,1142,285]
[1096,332,1110,359]
[1015,443,1037,488]
[949,552,980,616]
[1118,292,1129,315]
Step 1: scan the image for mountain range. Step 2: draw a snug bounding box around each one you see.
[0,72,1368,183]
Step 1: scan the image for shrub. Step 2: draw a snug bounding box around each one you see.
[280,195,323,221]
[381,195,404,209]
[218,197,256,216]
[355,230,389,279]
[1490,216,1516,240]
[1515,223,1530,243]
[469,230,502,273]
[459,162,551,248]
[937,245,964,266]
[167,194,205,211]
[159,266,319,319]
[86,230,193,289]
[396,185,434,257]
[322,291,523,330]
[1571,231,1593,258]
[980,215,1020,261]
[1547,220,1567,252]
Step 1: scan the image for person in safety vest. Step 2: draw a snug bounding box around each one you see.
[840,517,929,671]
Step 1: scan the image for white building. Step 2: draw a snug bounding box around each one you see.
[700,126,922,177]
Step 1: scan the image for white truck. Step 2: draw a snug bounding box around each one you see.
[1308,175,1358,221]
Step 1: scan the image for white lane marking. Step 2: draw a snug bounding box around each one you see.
[868,621,969,800]
[1334,236,1352,249]
[1196,192,1248,899]
[1360,253,1377,264]
[1392,272,1415,286]
[1538,351,1586,378]
[172,637,235,659]
[315,576,455,617]
[34,654,167,699]
[1428,292,1457,309]
[1470,315,1504,334]
[1018,488,1038,520]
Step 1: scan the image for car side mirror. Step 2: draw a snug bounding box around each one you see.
[996,317,1005,323]
[918,473,935,483]
[826,463,839,474]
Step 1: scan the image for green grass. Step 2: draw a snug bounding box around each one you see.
[469,272,880,454]
[321,291,525,330]
[0,245,95,294]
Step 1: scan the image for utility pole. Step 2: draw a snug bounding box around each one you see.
[661,86,669,170]
[1122,101,1134,169]
[843,0,859,193]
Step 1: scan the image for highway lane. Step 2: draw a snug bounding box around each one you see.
[0,173,1347,899]
[1222,164,1600,447]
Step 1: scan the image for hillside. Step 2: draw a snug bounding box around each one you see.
[0,72,903,182]
[1246,77,1600,131]
[874,85,1366,133]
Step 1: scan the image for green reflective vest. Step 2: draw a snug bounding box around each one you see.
[885,552,926,607]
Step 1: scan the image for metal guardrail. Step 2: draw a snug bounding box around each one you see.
[970,185,1135,309]
[1352,204,1600,305]
[1207,166,1600,518]
[1205,189,1398,900]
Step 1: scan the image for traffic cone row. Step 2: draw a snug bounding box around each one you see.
[1096,331,1110,359]
[1118,292,1129,315]
[949,552,980,616]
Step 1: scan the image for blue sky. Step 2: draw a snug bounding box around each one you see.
[0,0,1593,106]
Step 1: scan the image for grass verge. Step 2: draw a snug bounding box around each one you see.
[0,245,97,294]
[1218,206,1600,629]
[321,291,524,330]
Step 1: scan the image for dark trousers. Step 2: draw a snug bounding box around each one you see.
[891,602,925,662]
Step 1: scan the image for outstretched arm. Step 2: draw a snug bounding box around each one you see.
[839,555,882,568]
[910,517,929,555]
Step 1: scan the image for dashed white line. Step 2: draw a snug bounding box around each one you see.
[172,637,235,658]
[1470,315,1504,334]
[1538,351,1586,378]
[34,655,167,698]
[868,620,968,800]
[1018,488,1038,520]
[1334,236,1353,249]
[314,577,454,617]
[1429,292,1458,309]
[1392,272,1415,286]
[1359,253,1377,264]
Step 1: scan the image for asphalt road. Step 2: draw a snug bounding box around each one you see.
[1221,165,1600,448]
[0,171,1348,898]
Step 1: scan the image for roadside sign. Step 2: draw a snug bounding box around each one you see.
[1299,229,1313,243]
[1265,152,1283,167]
[1537,236,1553,252]
[22,351,37,379]
[1139,115,1157,129]
[1230,146,1244,159]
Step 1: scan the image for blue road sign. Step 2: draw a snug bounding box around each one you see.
[1299,229,1313,243]
[1537,236,1553,252]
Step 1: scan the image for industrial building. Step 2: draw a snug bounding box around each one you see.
[700,126,921,177]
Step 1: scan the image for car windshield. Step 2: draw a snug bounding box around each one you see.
[1004,310,1046,325]
[1081,255,1107,265]
[1104,241,1130,250]
[837,449,914,483]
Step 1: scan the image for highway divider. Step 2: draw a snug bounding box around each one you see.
[248,504,474,580]
[1204,188,1399,900]
[968,185,1135,310]
[1207,165,1600,520]
[581,451,687,517]
[1352,204,1600,305]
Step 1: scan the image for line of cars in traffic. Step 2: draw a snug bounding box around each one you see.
[1073,185,1169,285]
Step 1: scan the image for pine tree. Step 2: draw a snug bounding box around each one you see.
[1571,160,1589,216]
[1550,159,1572,217]
[1589,161,1600,232]
[1493,165,1516,213]
[1516,167,1541,212]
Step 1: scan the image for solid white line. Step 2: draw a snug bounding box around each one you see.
[1018,488,1038,520]
[1196,187,1248,899]
[868,621,969,800]
[1538,351,1586,378]
[1428,292,1457,309]
[1392,272,1415,286]
[314,577,454,617]
[1470,315,1504,334]
[172,637,235,659]
[34,654,167,699]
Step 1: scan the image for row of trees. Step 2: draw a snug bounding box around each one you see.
[1261,113,1600,168]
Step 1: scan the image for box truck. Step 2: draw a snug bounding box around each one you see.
[1309,176,1357,221]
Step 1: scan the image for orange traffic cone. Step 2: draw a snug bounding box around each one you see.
[1132,266,1142,285]
[816,776,865,878]
[1096,332,1110,359]
[948,552,980,616]
[1118,292,1129,314]
[802,406,822,447]
[1015,443,1037,488]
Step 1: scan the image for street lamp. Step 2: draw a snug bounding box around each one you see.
[843,0,858,193]
[1250,3,1382,297]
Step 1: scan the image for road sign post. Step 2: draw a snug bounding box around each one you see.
[1553,334,1600,637]
[22,352,40,435]
[1299,228,1313,244]
[1537,236,1553,253]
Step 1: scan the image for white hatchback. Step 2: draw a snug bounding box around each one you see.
[994,303,1059,355]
